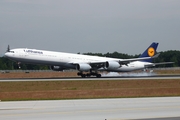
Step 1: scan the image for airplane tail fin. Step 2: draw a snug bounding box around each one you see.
[139,42,159,62]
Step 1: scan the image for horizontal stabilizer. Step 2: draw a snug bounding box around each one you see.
[145,62,174,67]
[119,53,160,65]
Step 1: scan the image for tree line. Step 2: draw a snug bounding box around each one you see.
[0,50,179,70]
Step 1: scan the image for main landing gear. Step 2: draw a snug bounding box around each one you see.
[77,72,101,78]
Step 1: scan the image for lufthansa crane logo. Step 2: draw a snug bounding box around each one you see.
[148,47,155,57]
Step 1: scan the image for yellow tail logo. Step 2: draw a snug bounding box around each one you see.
[148,47,155,57]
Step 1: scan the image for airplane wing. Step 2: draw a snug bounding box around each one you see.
[71,53,160,69]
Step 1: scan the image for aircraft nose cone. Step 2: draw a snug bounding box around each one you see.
[4,52,10,57]
[4,53,7,57]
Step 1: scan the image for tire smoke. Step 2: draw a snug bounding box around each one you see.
[102,71,156,77]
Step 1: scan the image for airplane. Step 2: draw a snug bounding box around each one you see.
[4,42,173,78]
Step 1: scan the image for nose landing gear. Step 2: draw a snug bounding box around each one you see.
[17,62,21,69]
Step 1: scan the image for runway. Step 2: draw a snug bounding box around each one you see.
[0,97,180,120]
[0,75,180,82]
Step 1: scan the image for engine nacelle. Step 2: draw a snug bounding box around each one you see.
[105,61,121,69]
[50,66,64,71]
[76,63,91,71]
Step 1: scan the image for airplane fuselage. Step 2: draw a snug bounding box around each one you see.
[5,48,152,72]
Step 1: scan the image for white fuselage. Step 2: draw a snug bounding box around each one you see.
[5,48,153,72]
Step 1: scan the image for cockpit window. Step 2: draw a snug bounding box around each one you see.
[9,51,14,53]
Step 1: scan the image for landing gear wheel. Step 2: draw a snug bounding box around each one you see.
[81,74,85,78]
[86,73,91,77]
[77,72,82,76]
[96,74,101,78]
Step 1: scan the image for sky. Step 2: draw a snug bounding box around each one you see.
[0,0,180,56]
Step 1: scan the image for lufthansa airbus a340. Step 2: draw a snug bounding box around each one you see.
[4,42,172,78]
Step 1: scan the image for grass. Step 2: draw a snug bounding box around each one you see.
[0,69,180,79]
[0,71,78,78]
[0,69,180,101]
[1,79,180,101]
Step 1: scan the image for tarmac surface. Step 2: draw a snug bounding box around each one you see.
[0,97,180,120]
[0,74,180,82]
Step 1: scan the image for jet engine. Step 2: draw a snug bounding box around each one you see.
[105,61,121,69]
[50,66,64,71]
[76,63,91,71]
